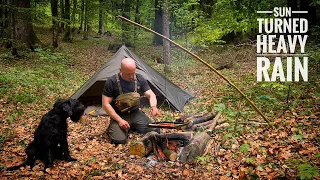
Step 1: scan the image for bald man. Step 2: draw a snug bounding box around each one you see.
[102,58,159,144]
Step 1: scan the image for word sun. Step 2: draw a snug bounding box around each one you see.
[256,7,308,82]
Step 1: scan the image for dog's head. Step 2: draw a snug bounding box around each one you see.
[54,99,85,122]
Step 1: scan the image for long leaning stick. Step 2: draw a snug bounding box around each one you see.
[118,16,270,123]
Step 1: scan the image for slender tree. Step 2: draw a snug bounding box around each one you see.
[51,0,58,48]
[0,0,3,38]
[153,0,162,44]
[134,0,141,43]
[83,0,88,39]
[59,0,65,32]
[63,0,71,41]
[98,0,104,35]
[162,0,170,72]
[79,0,84,31]
[71,0,77,32]
[10,0,18,55]
[122,0,132,44]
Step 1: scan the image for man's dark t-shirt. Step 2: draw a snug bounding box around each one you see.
[103,73,150,113]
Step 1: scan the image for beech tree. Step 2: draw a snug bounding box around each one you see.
[162,0,171,72]
[51,0,58,48]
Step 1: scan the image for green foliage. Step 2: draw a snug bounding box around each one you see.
[0,47,83,105]
[246,157,254,164]
[232,153,238,159]
[297,163,319,180]
[214,103,226,112]
[195,155,211,165]
[240,144,250,154]
[0,134,6,148]
[171,0,201,34]
[288,159,319,180]
[86,158,96,163]
[191,0,287,45]
[109,163,123,170]
[223,133,232,140]
[35,47,65,61]
[8,115,15,124]
[292,134,304,140]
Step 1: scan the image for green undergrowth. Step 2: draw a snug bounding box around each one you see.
[0,47,84,106]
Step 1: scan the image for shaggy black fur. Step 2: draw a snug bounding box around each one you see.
[6,98,85,171]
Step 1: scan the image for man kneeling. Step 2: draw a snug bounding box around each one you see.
[102,58,159,144]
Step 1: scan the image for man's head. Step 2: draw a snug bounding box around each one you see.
[120,58,136,82]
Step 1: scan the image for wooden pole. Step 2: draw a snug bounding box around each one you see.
[118,16,270,123]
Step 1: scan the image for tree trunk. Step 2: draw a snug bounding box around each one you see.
[71,0,76,33]
[51,0,58,48]
[153,0,162,45]
[162,0,170,73]
[121,0,131,45]
[0,0,5,38]
[98,0,104,35]
[9,0,18,54]
[14,0,40,50]
[63,0,71,42]
[79,0,84,31]
[179,132,211,163]
[133,0,141,44]
[83,0,88,40]
[59,0,65,33]
[0,0,3,38]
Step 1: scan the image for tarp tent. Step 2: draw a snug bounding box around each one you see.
[71,45,194,112]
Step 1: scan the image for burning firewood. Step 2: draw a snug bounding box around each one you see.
[129,132,193,158]
[129,131,158,157]
[179,132,211,163]
[163,149,178,161]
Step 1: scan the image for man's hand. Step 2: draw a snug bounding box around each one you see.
[151,106,159,116]
[118,119,130,130]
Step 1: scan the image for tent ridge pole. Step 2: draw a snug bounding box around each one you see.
[118,16,269,123]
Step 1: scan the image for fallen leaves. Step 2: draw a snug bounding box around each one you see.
[1,40,320,179]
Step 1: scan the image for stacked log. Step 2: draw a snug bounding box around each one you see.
[179,132,211,163]
[177,111,229,132]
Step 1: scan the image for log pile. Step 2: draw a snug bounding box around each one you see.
[176,111,229,132]
[129,112,229,163]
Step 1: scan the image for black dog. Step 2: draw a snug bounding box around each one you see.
[7,98,85,171]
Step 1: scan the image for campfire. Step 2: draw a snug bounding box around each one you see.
[129,112,229,163]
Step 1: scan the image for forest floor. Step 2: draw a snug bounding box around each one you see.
[0,29,320,179]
